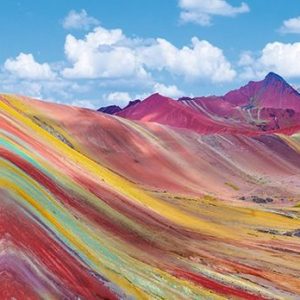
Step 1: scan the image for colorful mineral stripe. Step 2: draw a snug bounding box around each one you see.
[0,94,300,299]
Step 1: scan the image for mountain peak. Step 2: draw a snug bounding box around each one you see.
[97,105,121,114]
[146,92,165,99]
[143,93,173,103]
[264,72,287,85]
[123,99,141,110]
[262,72,298,95]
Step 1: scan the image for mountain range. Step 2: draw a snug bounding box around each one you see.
[100,72,300,135]
[0,72,300,299]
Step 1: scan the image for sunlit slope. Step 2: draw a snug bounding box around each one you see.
[0,94,300,299]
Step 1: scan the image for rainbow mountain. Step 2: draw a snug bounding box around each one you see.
[0,73,300,299]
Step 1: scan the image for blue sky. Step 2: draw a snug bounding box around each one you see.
[1,0,300,108]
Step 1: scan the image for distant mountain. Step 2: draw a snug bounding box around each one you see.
[98,73,300,134]
[223,72,300,110]
[123,99,141,110]
[181,72,300,132]
[97,104,121,114]
[116,93,257,134]
[97,100,141,115]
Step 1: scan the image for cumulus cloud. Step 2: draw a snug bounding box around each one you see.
[62,27,148,80]
[63,9,100,30]
[4,53,55,80]
[1,19,237,107]
[178,0,249,26]
[0,80,43,99]
[280,16,300,34]
[0,67,91,105]
[239,42,300,79]
[153,83,183,98]
[106,92,131,105]
[101,83,184,106]
[238,51,255,66]
[62,26,235,82]
[141,37,236,82]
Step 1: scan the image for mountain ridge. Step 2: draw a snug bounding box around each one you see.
[99,72,300,135]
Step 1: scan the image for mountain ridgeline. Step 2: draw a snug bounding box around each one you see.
[99,72,300,134]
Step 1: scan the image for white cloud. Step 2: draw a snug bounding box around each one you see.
[280,16,300,34]
[0,68,90,104]
[102,83,184,105]
[70,99,96,109]
[239,42,300,79]
[0,80,43,99]
[62,26,235,82]
[105,92,131,105]
[62,26,148,80]
[4,53,55,80]
[178,0,249,26]
[141,37,236,82]
[63,9,100,30]
[1,20,237,107]
[153,83,183,98]
[238,51,254,66]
